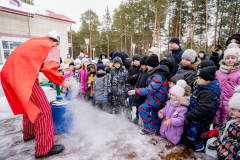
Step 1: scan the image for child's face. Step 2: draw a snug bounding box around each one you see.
[133,60,140,66]
[231,108,240,121]
[106,73,110,76]
[225,56,238,66]
[169,82,175,89]
[90,67,95,72]
[114,63,121,69]
[147,65,153,71]
[106,62,110,67]
[141,65,146,70]
[102,55,106,59]
[98,69,104,74]
[70,65,74,70]
[182,58,192,66]
[197,76,207,85]
[199,53,204,58]
[170,93,177,101]
[64,68,70,72]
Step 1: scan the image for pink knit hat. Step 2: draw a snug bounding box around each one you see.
[169,80,187,98]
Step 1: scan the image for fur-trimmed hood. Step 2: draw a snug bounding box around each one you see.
[86,63,97,72]
[177,96,190,107]
[188,58,201,70]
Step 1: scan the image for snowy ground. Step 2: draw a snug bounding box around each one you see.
[0,84,218,160]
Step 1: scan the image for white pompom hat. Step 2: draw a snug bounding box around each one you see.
[229,86,240,110]
[102,59,110,66]
[169,80,187,98]
[74,59,81,65]
[224,43,240,61]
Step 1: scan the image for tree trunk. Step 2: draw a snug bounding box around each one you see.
[146,4,150,53]
[142,14,145,56]
[213,0,220,46]
[191,11,196,49]
[168,5,171,52]
[233,6,240,34]
[117,41,119,51]
[188,3,193,48]
[178,0,183,40]
[125,27,127,54]
[152,6,158,47]
[108,33,109,58]
[138,32,140,54]
[121,33,123,51]
[157,22,159,46]
[175,7,180,37]
[159,22,161,55]
[205,0,208,52]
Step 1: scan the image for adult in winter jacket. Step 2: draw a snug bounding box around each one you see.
[128,54,169,135]
[131,55,149,124]
[166,37,185,76]
[176,49,201,86]
[112,51,132,71]
[210,33,240,69]
[159,80,189,145]
[66,53,74,62]
[86,63,97,100]
[215,43,240,125]
[198,51,209,61]
[185,66,221,153]
[93,60,108,110]
[100,52,107,60]
[108,57,130,116]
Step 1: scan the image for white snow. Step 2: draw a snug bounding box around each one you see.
[0,82,218,160]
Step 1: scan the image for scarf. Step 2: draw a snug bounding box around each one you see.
[219,60,240,73]
[170,100,181,106]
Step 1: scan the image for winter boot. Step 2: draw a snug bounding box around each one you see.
[207,140,217,150]
[35,145,65,158]
[132,117,139,125]
[139,129,155,135]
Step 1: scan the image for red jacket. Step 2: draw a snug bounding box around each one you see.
[0,37,65,123]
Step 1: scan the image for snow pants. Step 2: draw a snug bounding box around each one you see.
[139,102,162,133]
[22,79,54,157]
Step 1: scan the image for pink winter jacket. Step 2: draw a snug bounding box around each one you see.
[215,69,240,124]
[79,68,89,93]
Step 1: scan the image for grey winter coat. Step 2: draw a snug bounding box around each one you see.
[93,73,108,101]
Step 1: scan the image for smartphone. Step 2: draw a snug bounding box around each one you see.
[215,44,223,51]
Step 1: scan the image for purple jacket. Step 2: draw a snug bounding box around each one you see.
[79,68,89,93]
[160,100,188,145]
[215,69,240,124]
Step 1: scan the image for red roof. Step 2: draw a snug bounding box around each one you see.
[0,6,76,24]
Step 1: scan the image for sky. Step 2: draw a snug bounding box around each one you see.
[34,0,124,31]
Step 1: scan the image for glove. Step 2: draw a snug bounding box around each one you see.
[158,110,163,119]
[103,95,108,103]
[204,128,219,139]
[163,117,171,126]
[93,94,95,101]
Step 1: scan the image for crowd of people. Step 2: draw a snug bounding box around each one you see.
[60,34,240,160]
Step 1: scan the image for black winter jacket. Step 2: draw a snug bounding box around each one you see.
[127,65,140,86]
[166,46,184,75]
[132,68,149,106]
[209,51,224,70]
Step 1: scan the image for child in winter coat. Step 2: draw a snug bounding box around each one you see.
[214,43,240,126]
[105,67,112,113]
[131,55,148,124]
[128,54,141,109]
[185,66,221,152]
[158,80,189,145]
[73,59,81,83]
[102,59,111,69]
[86,63,97,101]
[204,86,240,160]
[79,58,89,96]
[108,57,130,117]
[93,60,108,110]
[128,54,169,135]
[176,49,201,86]
[63,64,72,79]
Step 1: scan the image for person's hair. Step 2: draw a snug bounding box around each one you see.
[49,37,58,42]
[227,39,240,45]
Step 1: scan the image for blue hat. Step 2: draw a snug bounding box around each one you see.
[106,67,111,73]
[112,51,122,59]
[97,60,105,71]
[169,37,180,46]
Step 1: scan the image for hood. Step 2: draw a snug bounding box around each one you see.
[171,46,183,54]
[86,63,97,72]
[148,65,170,79]
[178,96,190,107]
[187,58,201,70]
[197,79,221,97]
[160,58,175,73]
[121,52,129,63]
[100,52,108,59]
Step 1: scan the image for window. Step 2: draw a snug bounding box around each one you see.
[2,41,22,62]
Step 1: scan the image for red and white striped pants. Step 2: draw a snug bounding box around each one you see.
[22,79,54,156]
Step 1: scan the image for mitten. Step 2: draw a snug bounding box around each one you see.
[103,95,108,103]
[204,128,218,139]
[163,117,171,126]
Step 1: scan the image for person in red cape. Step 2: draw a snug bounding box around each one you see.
[0,30,72,158]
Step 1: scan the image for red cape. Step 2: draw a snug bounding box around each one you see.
[1,37,55,123]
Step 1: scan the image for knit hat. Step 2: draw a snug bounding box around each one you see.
[102,59,110,66]
[80,52,84,56]
[197,60,215,69]
[182,49,197,63]
[85,52,88,56]
[169,80,187,98]
[97,60,105,71]
[149,47,159,54]
[140,55,148,65]
[112,51,122,59]
[226,33,240,46]
[170,74,184,84]
[113,56,123,66]
[132,54,141,61]
[82,58,89,64]
[169,37,180,46]
[145,54,159,67]
[69,62,74,66]
[67,53,71,56]
[199,51,205,54]
[63,64,70,70]
[106,67,111,74]
[159,58,175,73]
[74,59,81,65]
[197,66,216,81]
[229,86,240,110]
[223,43,240,61]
